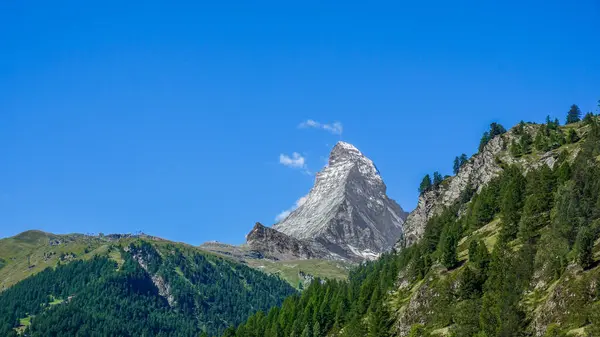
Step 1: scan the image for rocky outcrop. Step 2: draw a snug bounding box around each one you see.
[400,124,562,248]
[246,223,329,260]
[401,134,507,247]
[272,141,407,261]
[130,249,176,307]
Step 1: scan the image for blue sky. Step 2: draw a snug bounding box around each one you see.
[1,1,599,244]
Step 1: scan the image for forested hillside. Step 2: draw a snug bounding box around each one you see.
[0,239,296,336]
[227,107,600,337]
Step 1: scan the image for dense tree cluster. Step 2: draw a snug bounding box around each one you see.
[222,253,402,337]
[0,241,296,337]
[453,154,469,174]
[418,171,445,193]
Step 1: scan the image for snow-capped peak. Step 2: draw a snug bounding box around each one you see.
[272,141,407,261]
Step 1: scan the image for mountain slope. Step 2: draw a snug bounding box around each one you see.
[0,230,110,290]
[0,233,296,336]
[271,141,407,261]
[227,113,600,337]
[400,123,561,248]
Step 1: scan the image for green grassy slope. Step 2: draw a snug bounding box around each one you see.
[1,230,350,292]
[0,237,297,336]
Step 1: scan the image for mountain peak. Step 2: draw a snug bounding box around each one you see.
[271,142,407,261]
[329,141,364,165]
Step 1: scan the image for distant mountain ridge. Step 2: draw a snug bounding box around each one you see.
[0,230,296,336]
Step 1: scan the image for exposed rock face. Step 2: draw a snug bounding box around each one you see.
[267,141,407,261]
[246,223,328,260]
[130,250,176,307]
[399,124,562,249]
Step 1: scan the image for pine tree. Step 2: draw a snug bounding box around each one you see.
[499,166,526,239]
[555,161,572,185]
[453,156,461,175]
[583,112,595,124]
[510,139,522,157]
[520,131,533,154]
[566,128,579,143]
[468,240,480,263]
[342,313,367,337]
[459,266,482,299]
[575,227,594,269]
[419,174,432,193]
[534,128,549,152]
[453,299,481,337]
[566,104,581,124]
[489,122,506,137]
[479,131,490,152]
[460,153,468,166]
[367,307,390,337]
[469,239,490,273]
[301,324,311,337]
[514,121,525,135]
[312,321,321,337]
[433,171,444,186]
[479,240,524,336]
[439,222,459,269]
[479,123,506,152]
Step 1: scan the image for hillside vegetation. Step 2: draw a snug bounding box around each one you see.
[227,108,600,337]
[0,237,296,336]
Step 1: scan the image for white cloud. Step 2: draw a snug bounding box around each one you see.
[279,152,306,169]
[275,210,291,222]
[299,120,343,135]
[275,196,309,222]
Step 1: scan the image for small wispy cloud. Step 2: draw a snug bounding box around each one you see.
[279,152,306,169]
[275,195,308,222]
[299,120,343,135]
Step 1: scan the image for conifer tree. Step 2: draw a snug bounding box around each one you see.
[439,222,459,269]
[459,266,482,299]
[453,300,481,337]
[575,227,594,269]
[479,240,524,336]
[500,166,526,239]
[567,128,579,143]
[460,153,468,166]
[419,174,432,193]
[489,122,506,137]
[453,156,461,175]
[312,321,321,337]
[367,307,390,337]
[566,104,581,124]
[433,171,444,186]
[479,131,490,152]
[301,324,311,337]
[534,128,549,151]
[520,131,533,154]
[510,139,522,157]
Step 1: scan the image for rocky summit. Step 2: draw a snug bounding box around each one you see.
[248,141,407,262]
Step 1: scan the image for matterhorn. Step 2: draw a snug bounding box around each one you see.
[248,141,407,262]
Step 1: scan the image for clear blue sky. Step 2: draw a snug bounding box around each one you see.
[1,1,599,244]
